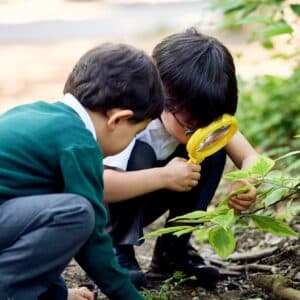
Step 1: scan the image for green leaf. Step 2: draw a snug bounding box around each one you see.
[248,155,275,177]
[236,16,271,25]
[170,208,229,223]
[211,209,236,229]
[271,52,291,59]
[263,20,293,39]
[261,187,288,207]
[262,39,274,49]
[208,226,236,258]
[251,215,299,237]
[240,2,260,18]
[142,226,194,239]
[262,171,299,188]
[290,4,300,16]
[224,170,250,180]
[173,227,196,237]
[264,170,284,181]
[171,210,207,221]
[219,1,245,14]
[194,227,210,242]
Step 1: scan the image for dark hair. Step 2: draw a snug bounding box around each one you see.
[152,28,238,127]
[64,43,164,122]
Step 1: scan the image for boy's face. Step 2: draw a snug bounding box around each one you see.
[88,108,150,157]
[106,119,150,156]
[161,109,198,144]
[102,109,150,157]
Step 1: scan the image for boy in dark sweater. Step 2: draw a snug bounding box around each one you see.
[0,43,164,300]
[104,29,258,289]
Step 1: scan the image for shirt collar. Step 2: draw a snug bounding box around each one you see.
[60,93,97,140]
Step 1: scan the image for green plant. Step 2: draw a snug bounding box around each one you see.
[237,68,300,167]
[142,271,196,300]
[213,0,300,50]
[143,154,299,258]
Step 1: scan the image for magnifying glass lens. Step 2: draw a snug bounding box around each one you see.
[197,125,231,151]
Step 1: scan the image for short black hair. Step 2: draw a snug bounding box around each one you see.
[152,28,238,127]
[64,43,164,122]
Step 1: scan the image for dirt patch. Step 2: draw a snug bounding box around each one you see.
[63,215,300,299]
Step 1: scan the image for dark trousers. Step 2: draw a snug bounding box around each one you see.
[0,193,95,300]
[107,141,226,246]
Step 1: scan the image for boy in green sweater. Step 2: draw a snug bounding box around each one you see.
[0,43,164,300]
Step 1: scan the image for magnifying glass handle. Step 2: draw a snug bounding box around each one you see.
[188,157,204,164]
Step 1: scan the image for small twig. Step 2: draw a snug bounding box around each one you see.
[227,246,278,262]
[208,257,228,267]
[208,258,277,274]
[218,268,241,276]
[245,266,250,282]
[227,263,278,273]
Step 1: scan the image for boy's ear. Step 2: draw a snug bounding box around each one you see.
[106,108,134,129]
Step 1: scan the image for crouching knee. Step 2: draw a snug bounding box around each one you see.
[64,194,95,240]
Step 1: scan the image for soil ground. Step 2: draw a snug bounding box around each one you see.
[63,215,300,299]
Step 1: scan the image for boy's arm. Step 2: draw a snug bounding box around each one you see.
[225,131,259,169]
[225,131,259,212]
[104,167,167,202]
[104,157,201,203]
[60,146,144,300]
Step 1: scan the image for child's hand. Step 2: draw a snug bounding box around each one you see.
[163,157,201,192]
[228,180,256,212]
[68,287,94,300]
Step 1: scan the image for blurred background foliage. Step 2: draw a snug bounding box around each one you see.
[214,0,300,172]
[0,0,299,172]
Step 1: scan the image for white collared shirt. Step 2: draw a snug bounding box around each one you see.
[103,118,179,170]
[60,93,97,141]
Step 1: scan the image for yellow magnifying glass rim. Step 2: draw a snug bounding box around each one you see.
[187,114,238,164]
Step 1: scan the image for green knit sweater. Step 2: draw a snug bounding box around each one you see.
[0,101,143,299]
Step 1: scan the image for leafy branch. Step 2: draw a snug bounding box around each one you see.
[213,0,300,50]
[243,182,299,216]
[143,153,300,258]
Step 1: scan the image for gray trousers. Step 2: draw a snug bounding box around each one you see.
[0,193,95,300]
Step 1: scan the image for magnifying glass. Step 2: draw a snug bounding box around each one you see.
[187,114,238,164]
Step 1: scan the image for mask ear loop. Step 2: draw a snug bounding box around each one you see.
[187,114,238,164]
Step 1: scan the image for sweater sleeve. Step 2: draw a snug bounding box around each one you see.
[60,146,144,300]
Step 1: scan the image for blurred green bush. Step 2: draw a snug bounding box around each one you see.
[237,66,300,155]
[213,0,300,170]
